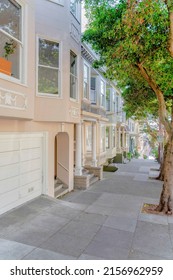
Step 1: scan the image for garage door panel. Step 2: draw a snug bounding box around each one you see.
[0,140,19,152]
[20,148,41,162]
[0,189,19,209]
[0,163,20,181]
[0,177,19,194]
[0,151,19,167]
[20,170,42,186]
[20,138,42,150]
[20,158,41,174]
[19,181,42,198]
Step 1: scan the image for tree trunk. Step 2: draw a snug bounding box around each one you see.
[156,137,173,214]
[156,142,168,181]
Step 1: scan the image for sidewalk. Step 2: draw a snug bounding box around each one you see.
[0,159,173,260]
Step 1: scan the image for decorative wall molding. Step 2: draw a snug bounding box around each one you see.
[69,106,80,118]
[0,87,28,110]
[70,23,80,44]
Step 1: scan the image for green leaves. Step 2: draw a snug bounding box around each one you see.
[83,0,173,123]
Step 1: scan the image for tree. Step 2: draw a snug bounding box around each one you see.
[83,0,173,214]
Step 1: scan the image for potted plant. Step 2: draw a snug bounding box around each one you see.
[0,39,16,76]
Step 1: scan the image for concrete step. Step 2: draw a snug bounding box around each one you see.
[54,178,62,184]
[54,183,63,192]
[82,168,90,175]
[89,175,99,186]
[55,186,69,199]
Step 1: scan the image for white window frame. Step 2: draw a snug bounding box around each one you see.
[0,0,25,84]
[37,36,61,97]
[83,62,90,99]
[70,50,78,100]
[70,0,81,22]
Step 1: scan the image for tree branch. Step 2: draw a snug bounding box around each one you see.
[137,63,171,135]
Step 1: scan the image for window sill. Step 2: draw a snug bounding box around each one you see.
[0,73,27,87]
[37,93,62,99]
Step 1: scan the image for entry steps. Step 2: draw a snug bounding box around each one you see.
[54,178,69,198]
[82,168,99,187]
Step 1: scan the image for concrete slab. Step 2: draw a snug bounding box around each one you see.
[39,232,92,258]
[0,239,35,260]
[132,221,173,258]
[22,248,76,260]
[138,212,168,225]
[67,191,102,205]
[78,254,104,260]
[94,226,133,250]
[59,220,101,239]
[133,174,150,181]
[74,212,107,225]
[3,223,57,247]
[84,239,130,260]
[139,166,151,173]
[29,213,70,230]
[128,249,168,260]
[46,204,81,219]
[85,204,114,216]
[104,216,137,232]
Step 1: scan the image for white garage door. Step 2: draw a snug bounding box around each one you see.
[0,133,45,215]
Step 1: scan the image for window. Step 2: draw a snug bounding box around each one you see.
[90,77,96,104]
[0,0,22,80]
[70,0,81,21]
[38,38,60,95]
[106,89,110,111]
[113,91,116,112]
[70,51,78,99]
[116,96,119,113]
[83,63,89,99]
[100,80,105,107]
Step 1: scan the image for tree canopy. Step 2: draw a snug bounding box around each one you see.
[83,0,173,134]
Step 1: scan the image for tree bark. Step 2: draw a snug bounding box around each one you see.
[156,137,173,214]
[156,142,168,181]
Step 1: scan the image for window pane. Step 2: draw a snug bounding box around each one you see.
[39,38,59,68]
[70,51,77,75]
[0,31,20,79]
[0,0,21,40]
[70,74,77,98]
[38,66,59,94]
